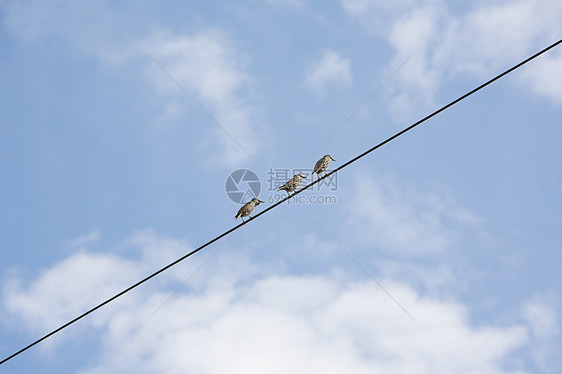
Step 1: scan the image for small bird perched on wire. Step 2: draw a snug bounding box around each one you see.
[235,198,264,222]
[277,174,306,196]
[312,155,335,180]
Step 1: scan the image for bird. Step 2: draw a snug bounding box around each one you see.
[277,174,306,196]
[312,155,335,180]
[235,198,264,222]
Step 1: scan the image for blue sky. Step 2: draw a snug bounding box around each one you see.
[1,0,561,372]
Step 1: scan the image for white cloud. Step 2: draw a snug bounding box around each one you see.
[3,230,554,373]
[522,293,559,340]
[265,0,305,7]
[521,292,561,373]
[4,0,100,41]
[521,49,562,105]
[3,1,266,166]
[65,230,101,249]
[1,231,189,334]
[340,0,421,34]
[523,295,559,340]
[140,30,265,166]
[2,251,143,332]
[370,259,460,293]
[346,175,481,256]
[341,0,562,120]
[3,0,140,64]
[305,50,353,94]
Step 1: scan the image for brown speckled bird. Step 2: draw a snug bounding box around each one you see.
[277,174,306,196]
[312,155,335,180]
[235,198,264,222]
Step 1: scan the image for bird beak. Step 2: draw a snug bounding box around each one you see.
[258,199,264,203]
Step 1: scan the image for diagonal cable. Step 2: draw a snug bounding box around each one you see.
[145,231,236,322]
[310,55,413,158]
[143,48,255,161]
[308,213,416,322]
[2,37,560,366]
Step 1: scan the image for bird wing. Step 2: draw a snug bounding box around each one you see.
[235,203,247,218]
[313,158,324,173]
[278,177,294,190]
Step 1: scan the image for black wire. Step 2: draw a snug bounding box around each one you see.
[2,37,561,366]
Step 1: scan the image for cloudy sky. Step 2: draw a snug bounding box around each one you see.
[1,0,561,372]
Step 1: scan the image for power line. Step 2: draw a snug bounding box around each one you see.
[2,37,560,366]
[145,231,237,322]
[310,54,413,158]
